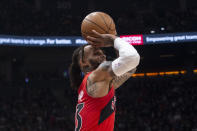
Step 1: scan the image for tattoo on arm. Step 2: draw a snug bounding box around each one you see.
[112,68,137,89]
[87,77,97,96]
[112,73,131,89]
[86,61,115,97]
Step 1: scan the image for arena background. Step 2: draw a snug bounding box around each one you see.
[0,0,197,130]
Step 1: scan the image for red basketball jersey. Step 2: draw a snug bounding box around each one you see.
[75,72,116,131]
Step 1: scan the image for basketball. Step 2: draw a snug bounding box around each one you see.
[81,12,117,39]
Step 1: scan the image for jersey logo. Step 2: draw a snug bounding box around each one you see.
[78,91,84,101]
[111,96,116,110]
[98,96,116,125]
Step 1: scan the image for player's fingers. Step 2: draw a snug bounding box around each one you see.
[92,30,102,37]
[86,40,93,45]
[86,36,100,43]
[86,40,97,46]
[87,40,101,48]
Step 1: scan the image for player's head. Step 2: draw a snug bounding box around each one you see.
[81,44,106,72]
[69,44,106,90]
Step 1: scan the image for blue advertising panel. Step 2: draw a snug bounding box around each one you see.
[0,32,197,47]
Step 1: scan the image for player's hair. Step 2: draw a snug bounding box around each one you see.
[69,45,87,90]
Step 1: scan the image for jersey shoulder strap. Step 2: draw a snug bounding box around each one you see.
[78,72,92,94]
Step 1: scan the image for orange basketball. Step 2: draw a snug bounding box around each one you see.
[81,12,117,39]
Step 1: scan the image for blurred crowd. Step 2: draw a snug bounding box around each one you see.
[115,74,197,131]
[0,73,196,131]
[0,80,74,131]
[0,0,197,36]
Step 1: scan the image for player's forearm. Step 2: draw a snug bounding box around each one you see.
[111,38,140,76]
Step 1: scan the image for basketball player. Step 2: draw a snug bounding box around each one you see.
[69,30,140,131]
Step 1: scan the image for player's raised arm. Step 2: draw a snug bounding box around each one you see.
[86,30,140,94]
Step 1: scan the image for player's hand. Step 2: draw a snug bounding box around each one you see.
[86,30,117,47]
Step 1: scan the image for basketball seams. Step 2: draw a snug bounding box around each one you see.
[108,19,113,32]
[98,14,110,33]
[98,13,116,32]
[81,12,116,38]
[108,19,116,31]
[84,18,108,33]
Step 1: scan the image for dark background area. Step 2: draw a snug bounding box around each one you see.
[0,0,197,36]
[0,0,197,131]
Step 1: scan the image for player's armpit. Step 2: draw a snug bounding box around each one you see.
[111,68,137,90]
